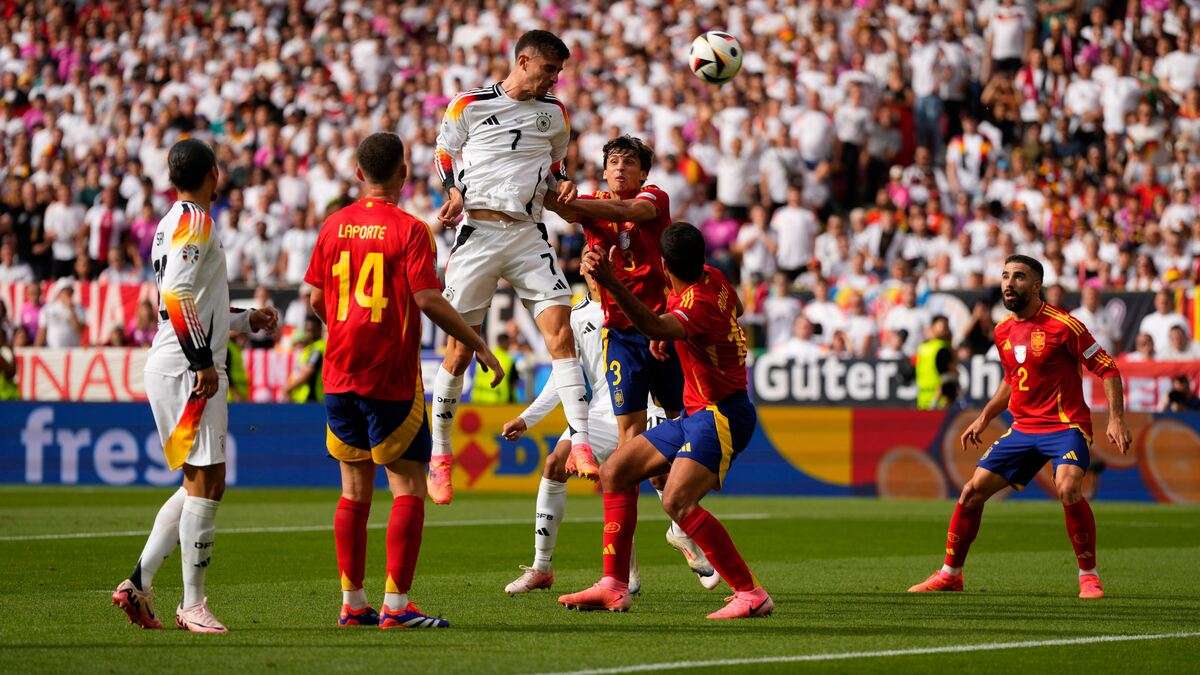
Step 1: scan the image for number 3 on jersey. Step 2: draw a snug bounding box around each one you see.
[332,251,389,323]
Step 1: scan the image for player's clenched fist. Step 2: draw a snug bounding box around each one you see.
[437,187,464,228]
[555,180,577,204]
[249,307,279,334]
[501,417,528,441]
[580,245,619,286]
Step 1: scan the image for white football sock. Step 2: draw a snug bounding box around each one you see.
[431,366,463,458]
[941,565,962,576]
[1079,567,1098,577]
[533,478,567,572]
[131,487,186,590]
[655,488,686,538]
[384,592,408,610]
[551,359,589,448]
[343,589,368,610]
[179,495,220,608]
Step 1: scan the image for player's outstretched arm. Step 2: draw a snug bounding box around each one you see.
[582,245,685,340]
[547,192,656,224]
[502,381,562,440]
[414,288,505,388]
[961,380,1011,451]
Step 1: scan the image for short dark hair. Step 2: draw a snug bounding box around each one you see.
[355,132,406,183]
[660,222,706,282]
[602,135,654,174]
[167,139,216,191]
[1004,254,1044,282]
[514,30,570,62]
[931,314,949,327]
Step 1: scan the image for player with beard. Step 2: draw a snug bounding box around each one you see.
[908,255,1131,599]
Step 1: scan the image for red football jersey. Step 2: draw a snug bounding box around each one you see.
[666,265,749,413]
[994,302,1120,439]
[578,185,671,331]
[303,198,441,401]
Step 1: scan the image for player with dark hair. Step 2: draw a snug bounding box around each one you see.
[909,254,1132,599]
[559,223,774,620]
[540,136,719,588]
[305,131,504,629]
[430,29,596,505]
[113,139,279,633]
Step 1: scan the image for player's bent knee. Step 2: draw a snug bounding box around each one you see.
[661,493,697,524]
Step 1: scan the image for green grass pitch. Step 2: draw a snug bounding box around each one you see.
[1,487,1198,673]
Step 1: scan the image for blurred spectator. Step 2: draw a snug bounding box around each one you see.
[1139,290,1190,351]
[0,237,33,283]
[1070,286,1119,353]
[1162,375,1200,412]
[1125,332,1157,363]
[916,315,958,410]
[36,280,84,348]
[882,282,930,356]
[769,187,819,280]
[839,292,879,358]
[1160,325,1200,361]
[472,333,516,404]
[126,300,158,348]
[43,184,84,278]
[762,272,801,351]
[84,186,126,275]
[776,316,824,362]
[285,285,314,334]
[98,247,141,284]
[0,319,17,401]
[287,316,325,404]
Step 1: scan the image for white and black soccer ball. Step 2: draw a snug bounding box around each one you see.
[689,31,743,85]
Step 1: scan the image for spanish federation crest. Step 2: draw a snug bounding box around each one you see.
[1014,345,1027,364]
[1031,328,1046,356]
[535,111,552,132]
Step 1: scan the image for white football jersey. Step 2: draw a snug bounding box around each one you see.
[145,201,251,377]
[435,83,570,223]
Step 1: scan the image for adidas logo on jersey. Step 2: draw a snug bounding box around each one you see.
[553,279,568,291]
[582,322,597,334]
[481,115,501,126]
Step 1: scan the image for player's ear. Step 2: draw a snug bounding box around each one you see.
[354,164,365,183]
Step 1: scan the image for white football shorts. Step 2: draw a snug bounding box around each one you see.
[443,216,571,326]
[145,370,229,470]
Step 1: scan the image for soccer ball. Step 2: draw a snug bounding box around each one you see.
[689,31,743,85]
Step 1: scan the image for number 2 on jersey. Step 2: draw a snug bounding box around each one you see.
[1016,366,1030,391]
[332,251,389,323]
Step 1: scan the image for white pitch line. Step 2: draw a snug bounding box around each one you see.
[0,512,770,543]
[533,632,1200,675]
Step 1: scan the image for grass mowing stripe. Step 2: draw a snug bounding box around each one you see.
[0,512,772,542]
[535,631,1200,674]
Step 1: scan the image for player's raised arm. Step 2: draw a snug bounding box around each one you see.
[434,94,470,227]
[548,192,657,224]
[582,245,685,340]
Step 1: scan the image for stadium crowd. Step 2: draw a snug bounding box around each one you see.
[0,0,1198,365]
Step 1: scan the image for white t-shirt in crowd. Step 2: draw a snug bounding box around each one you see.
[280,228,317,285]
[770,205,819,270]
[762,295,802,349]
[40,301,84,348]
